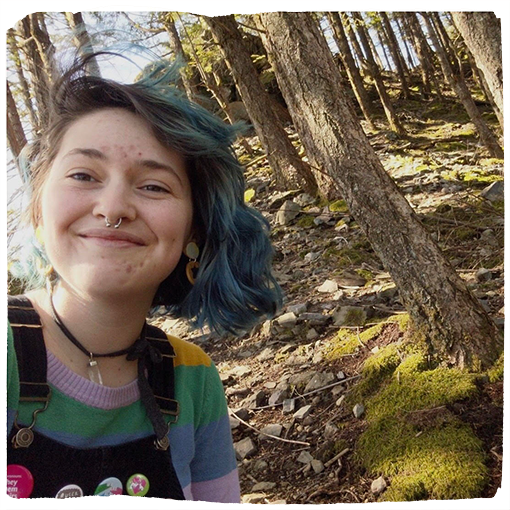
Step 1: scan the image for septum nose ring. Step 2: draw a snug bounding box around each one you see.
[105,217,122,229]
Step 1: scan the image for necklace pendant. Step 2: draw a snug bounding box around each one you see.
[88,357,103,385]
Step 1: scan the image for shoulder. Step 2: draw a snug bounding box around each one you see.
[166,334,213,368]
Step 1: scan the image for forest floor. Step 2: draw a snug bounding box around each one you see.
[154,95,504,504]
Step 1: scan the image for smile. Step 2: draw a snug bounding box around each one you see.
[79,229,146,247]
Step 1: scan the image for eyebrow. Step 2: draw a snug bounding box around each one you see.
[63,148,184,186]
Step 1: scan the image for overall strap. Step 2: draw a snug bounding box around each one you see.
[145,325,179,421]
[8,295,50,403]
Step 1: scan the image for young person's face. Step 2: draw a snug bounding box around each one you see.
[38,108,194,303]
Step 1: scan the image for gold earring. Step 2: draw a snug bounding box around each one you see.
[35,226,45,245]
[185,242,200,285]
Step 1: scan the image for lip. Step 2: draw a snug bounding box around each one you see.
[79,229,147,246]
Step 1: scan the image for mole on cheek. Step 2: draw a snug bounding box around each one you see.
[125,264,133,274]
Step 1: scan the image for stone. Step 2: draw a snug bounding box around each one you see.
[324,422,338,438]
[261,320,273,337]
[300,313,330,325]
[307,328,319,341]
[264,381,277,389]
[371,476,387,495]
[258,347,275,362]
[277,312,298,328]
[304,251,321,263]
[333,306,367,326]
[311,459,325,474]
[229,416,240,429]
[244,390,266,409]
[268,389,288,406]
[353,403,365,418]
[304,372,336,393]
[476,268,492,282]
[288,371,316,386]
[228,366,252,377]
[282,399,296,414]
[336,395,346,407]
[242,493,266,504]
[317,279,339,293]
[294,404,312,421]
[297,450,314,464]
[276,200,301,225]
[232,408,250,421]
[288,302,308,315]
[252,481,277,492]
[234,437,257,460]
[337,371,346,380]
[480,181,504,202]
[253,459,269,472]
[295,192,316,206]
[260,424,283,438]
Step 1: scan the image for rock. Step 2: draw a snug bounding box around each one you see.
[324,422,338,438]
[317,279,339,293]
[371,476,387,496]
[333,306,367,326]
[232,408,250,421]
[371,346,380,354]
[304,372,336,393]
[260,424,283,438]
[253,459,269,472]
[337,371,346,380]
[306,328,319,341]
[234,437,257,460]
[353,403,365,418]
[252,481,277,492]
[300,312,330,325]
[268,389,288,406]
[229,416,240,429]
[228,366,252,378]
[297,450,314,464]
[311,459,325,474]
[277,312,298,328]
[304,251,321,263]
[336,395,346,407]
[288,371,316,386]
[276,200,301,225]
[294,404,312,421]
[295,193,316,206]
[261,320,273,337]
[476,268,493,282]
[242,493,266,504]
[264,381,277,389]
[282,399,296,414]
[258,347,275,362]
[288,302,308,315]
[480,181,504,202]
[244,390,266,409]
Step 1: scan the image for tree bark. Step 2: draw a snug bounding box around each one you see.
[6,80,28,160]
[256,12,502,370]
[380,12,410,99]
[451,12,503,133]
[327,12,375,129]
[350,12,406,135]
[7,28,39,131]
[202,14,318,194]
[64,12,102,77]
[162,13,196,101]
[421,13,503,158]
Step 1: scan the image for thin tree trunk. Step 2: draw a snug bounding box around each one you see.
[202,14,318,194]
[29,13,58,84]
[380,12,410,99]
[64,12,102,77]
[343,14,366,73]
[328,12,375,129]
[162,14,195,101]
[451,12,503,133]
[421,13,503,158]
[394,14,416,69]
[351,12,406,135]
[6,28,39,131]
[256,12,502,370]
[6,80,28,160]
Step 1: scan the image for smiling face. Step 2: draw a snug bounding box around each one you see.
[37,108,194,304]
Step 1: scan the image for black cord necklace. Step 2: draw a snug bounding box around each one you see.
[49,296,145,385]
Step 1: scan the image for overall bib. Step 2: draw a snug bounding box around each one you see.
[7,295,185,499]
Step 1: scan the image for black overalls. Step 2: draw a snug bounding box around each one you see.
[7,295,185,499]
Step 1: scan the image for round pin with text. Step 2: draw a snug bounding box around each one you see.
[126,474,150,496]
[55,484,84,498]
[7,465,34,499]
[94,477,123,496]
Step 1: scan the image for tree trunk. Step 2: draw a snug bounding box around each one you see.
[256,12,502,370]
[451,12,503,133]
[380,12,410,99]
[64,12,102,77]
[29,13,58,84]
[394,14,417,69]
[162,14,196,101]
[202,15,318,194]
[342,14,366,73]
[6,80,28,160]
[421,13,503,158]
[327,12,375,129]
[6,28,39,131]
[350,12,406,135]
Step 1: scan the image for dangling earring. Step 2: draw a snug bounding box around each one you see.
[44,264,56,295]
[185,242,200,285]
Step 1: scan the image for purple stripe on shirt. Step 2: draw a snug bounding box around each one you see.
[190,469,241,503]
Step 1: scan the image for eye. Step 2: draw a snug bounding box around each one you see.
[141,184,170,193]
[69,172,96,182]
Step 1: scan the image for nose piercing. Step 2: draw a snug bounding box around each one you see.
[105,217,122,229]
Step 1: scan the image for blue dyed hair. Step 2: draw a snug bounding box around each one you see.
[19,53,282,334]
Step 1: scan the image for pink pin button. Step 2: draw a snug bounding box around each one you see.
[7,464,34,499]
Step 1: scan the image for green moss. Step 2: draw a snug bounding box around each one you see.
[343,308,367,326]
[356,268,374,283]
[297,215,315,228]
[326,323,385,359]
[329,199,349,213]
[486,351,504,383]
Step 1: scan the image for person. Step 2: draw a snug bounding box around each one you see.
[7,52,282,500]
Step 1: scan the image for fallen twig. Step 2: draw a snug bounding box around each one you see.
[324,447,350,468]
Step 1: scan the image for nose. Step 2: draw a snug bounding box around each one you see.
[92,180,136,225]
